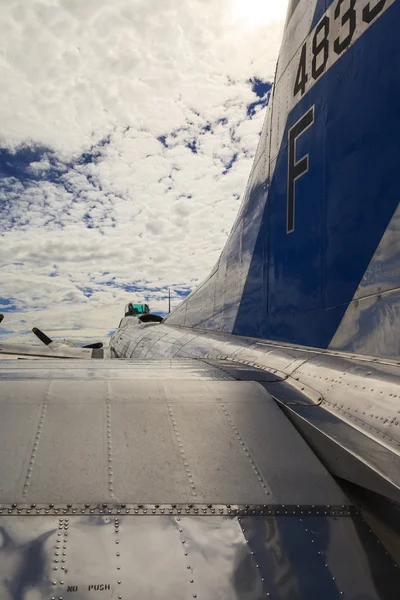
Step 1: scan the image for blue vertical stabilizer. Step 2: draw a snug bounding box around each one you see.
[166,0,400,358]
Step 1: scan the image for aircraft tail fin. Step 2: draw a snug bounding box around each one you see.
[166,0,400,359]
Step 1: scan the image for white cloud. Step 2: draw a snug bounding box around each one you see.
[0,0,287,343]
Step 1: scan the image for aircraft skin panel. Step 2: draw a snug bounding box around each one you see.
[0,359,349,506]
[111,320,400,503]
[0,512,398,600]
[329,204,400,355]
[1,357,400,598]
[166,0,400,359]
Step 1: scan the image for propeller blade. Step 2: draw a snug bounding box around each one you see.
[82,342,103,349]
[32,327,53,346]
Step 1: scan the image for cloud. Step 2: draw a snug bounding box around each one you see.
[0,0,287,343]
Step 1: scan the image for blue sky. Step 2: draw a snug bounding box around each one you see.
[0,0,287,343]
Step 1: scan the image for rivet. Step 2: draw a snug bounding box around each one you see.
[118,581,121,584]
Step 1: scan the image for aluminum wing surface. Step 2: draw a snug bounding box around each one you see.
[0,358,398,600]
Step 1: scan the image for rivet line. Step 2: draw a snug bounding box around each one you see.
[115,517,122,598]
[106,390,115,498]
[175,517,197,598]
[0,503,358,516]
[238,517,271,597]
[301,517,344,595]
[23,401,48,498]
[220,404,270,496]
[51,517,69,593]
[167,403,197,497]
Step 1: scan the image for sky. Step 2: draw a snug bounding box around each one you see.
[0,0,288,344]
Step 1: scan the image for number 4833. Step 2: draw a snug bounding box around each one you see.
[294,0,387,97]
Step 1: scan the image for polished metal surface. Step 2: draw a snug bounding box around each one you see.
[0,359,347,506]
[0,513,398,600]
[330,203,400,357]
[0,358,235,381]
[239,513,400,599]
[110,324,400,505]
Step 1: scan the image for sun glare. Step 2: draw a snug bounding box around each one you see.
[232,0,288,26]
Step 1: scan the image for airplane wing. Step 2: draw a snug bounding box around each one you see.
[0,316,104,359]
[0,356,398,599]
[0,341,99,359]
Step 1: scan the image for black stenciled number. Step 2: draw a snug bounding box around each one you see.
[287,106,315,233]
[312,16,330,80]
[294,42,308,97]
[363,0,386,23]
[334,0,356,54]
